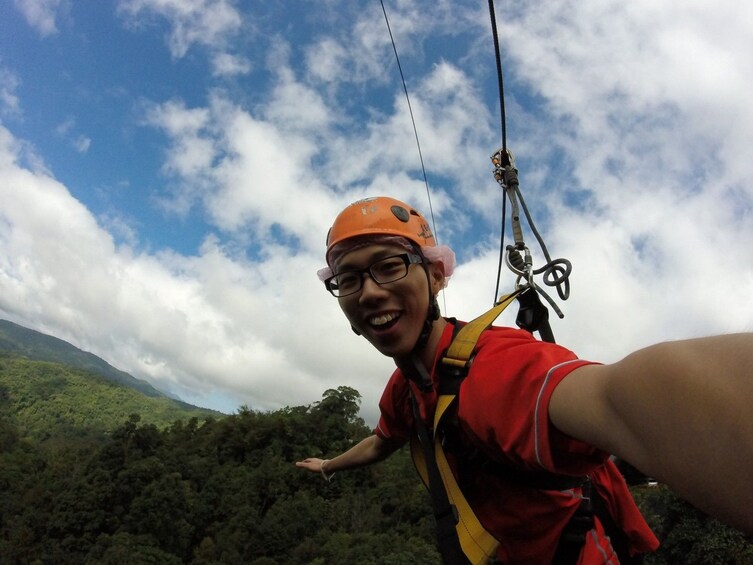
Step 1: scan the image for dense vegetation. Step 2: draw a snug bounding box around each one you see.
[0,320,169,399]
[633,487,753,565]
[0,385,440,564]
[0,355,220,443]
[0,327,751,563]
[1,384,751,563]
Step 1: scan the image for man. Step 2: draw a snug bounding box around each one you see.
[297,196,753,564]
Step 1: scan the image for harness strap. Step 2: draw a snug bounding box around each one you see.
[409,292,523,565]
[411,392,500,565]
[410,287,586,564]
[442,289,524,370]
[410,393,470,564]
[410,285,641,564]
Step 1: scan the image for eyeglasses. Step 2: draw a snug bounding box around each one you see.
[324,253,423,297]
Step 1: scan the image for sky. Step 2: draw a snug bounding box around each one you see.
[1,0,752,425]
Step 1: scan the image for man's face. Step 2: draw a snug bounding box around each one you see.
[335,243,441,360]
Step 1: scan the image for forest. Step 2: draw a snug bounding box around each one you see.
[1,360,753,563]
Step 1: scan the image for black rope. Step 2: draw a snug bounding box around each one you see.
[494,192,507,304]
[379,0,438,245]
[488,0,509,303]
[487,0,572,310]
[380,0,448,314]
[514,186,571,301]
[488,0,507,152]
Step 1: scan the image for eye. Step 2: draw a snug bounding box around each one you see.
[334,272,359,291]
[373,257,404,276]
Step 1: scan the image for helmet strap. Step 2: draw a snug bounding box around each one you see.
[408,352,434,393]
[429,294,441,321]
[408,239,441,353]
[404,296,440,393]
[412,277,441,354]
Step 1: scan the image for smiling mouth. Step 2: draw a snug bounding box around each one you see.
[368,312,400,331]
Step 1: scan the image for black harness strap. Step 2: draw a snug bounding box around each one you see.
[410,390,469,564]
[515,285,555,343]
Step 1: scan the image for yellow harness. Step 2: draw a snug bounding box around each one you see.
[409,289,523,564]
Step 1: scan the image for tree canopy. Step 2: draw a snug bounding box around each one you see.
[0,377,750,563]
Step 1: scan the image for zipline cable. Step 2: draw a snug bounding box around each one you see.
[487,0,572,313]
[381,0,571,322]
[488,0,508,152]
[380,0,446,312]
[489,0,508,304]
[380,1,438,243]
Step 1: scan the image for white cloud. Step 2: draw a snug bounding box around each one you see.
[211,52,251,77]
[55,117,75,135]
[264,68,332,132]
[99,209,139,249]
[0,122,390,419]
[305,38,348,84]
[117,0,243,58]
[13,0,62,37]
[140,53,491,256]
[73,135,91,154]
[3,1,753,426]
[499,1,753,190]
[441,0,753,364]
[54,117,91,154]
[143,93,340,241]
[0,65,22,118]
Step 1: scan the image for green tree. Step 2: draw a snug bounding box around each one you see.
[633,485,753,564]
[85,532,183,564]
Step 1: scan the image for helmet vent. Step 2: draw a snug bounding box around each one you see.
[390,205,410,223]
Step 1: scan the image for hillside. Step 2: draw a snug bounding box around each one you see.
[0,319,166,398]
[0,355,222,442]
[0,319,224,441]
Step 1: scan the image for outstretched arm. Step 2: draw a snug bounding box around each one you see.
[550,333,753,534]
[296,434,403,476]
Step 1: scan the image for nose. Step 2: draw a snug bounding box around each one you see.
[358,272,388,301]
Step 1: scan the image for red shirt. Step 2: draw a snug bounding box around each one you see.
[375,322,659,564]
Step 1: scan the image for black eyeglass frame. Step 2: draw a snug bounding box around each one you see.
[324,253,423,297]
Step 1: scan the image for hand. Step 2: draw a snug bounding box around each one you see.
[295,457,326,473]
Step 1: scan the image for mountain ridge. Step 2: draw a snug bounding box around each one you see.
[0,318,225,417]
[0,318,170,398]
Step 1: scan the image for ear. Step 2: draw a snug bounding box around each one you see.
[428,262,445,294]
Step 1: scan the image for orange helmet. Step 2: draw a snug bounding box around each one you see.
[326,197,435,262]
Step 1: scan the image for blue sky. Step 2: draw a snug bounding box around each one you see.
[2,0,752,423]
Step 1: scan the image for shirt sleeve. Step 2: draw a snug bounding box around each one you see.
[456,328,608,475]
[374,369,413,442]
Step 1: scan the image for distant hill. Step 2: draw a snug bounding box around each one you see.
[0,319,224,441]
[0,356,222,442]
[0,319,169,398]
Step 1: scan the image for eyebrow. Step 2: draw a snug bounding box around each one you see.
[336,249,400,273]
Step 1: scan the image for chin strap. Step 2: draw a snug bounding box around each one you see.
[413,294,441,355]
[409,352,434,393]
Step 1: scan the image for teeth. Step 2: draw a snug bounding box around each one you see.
[370,313,397,326]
